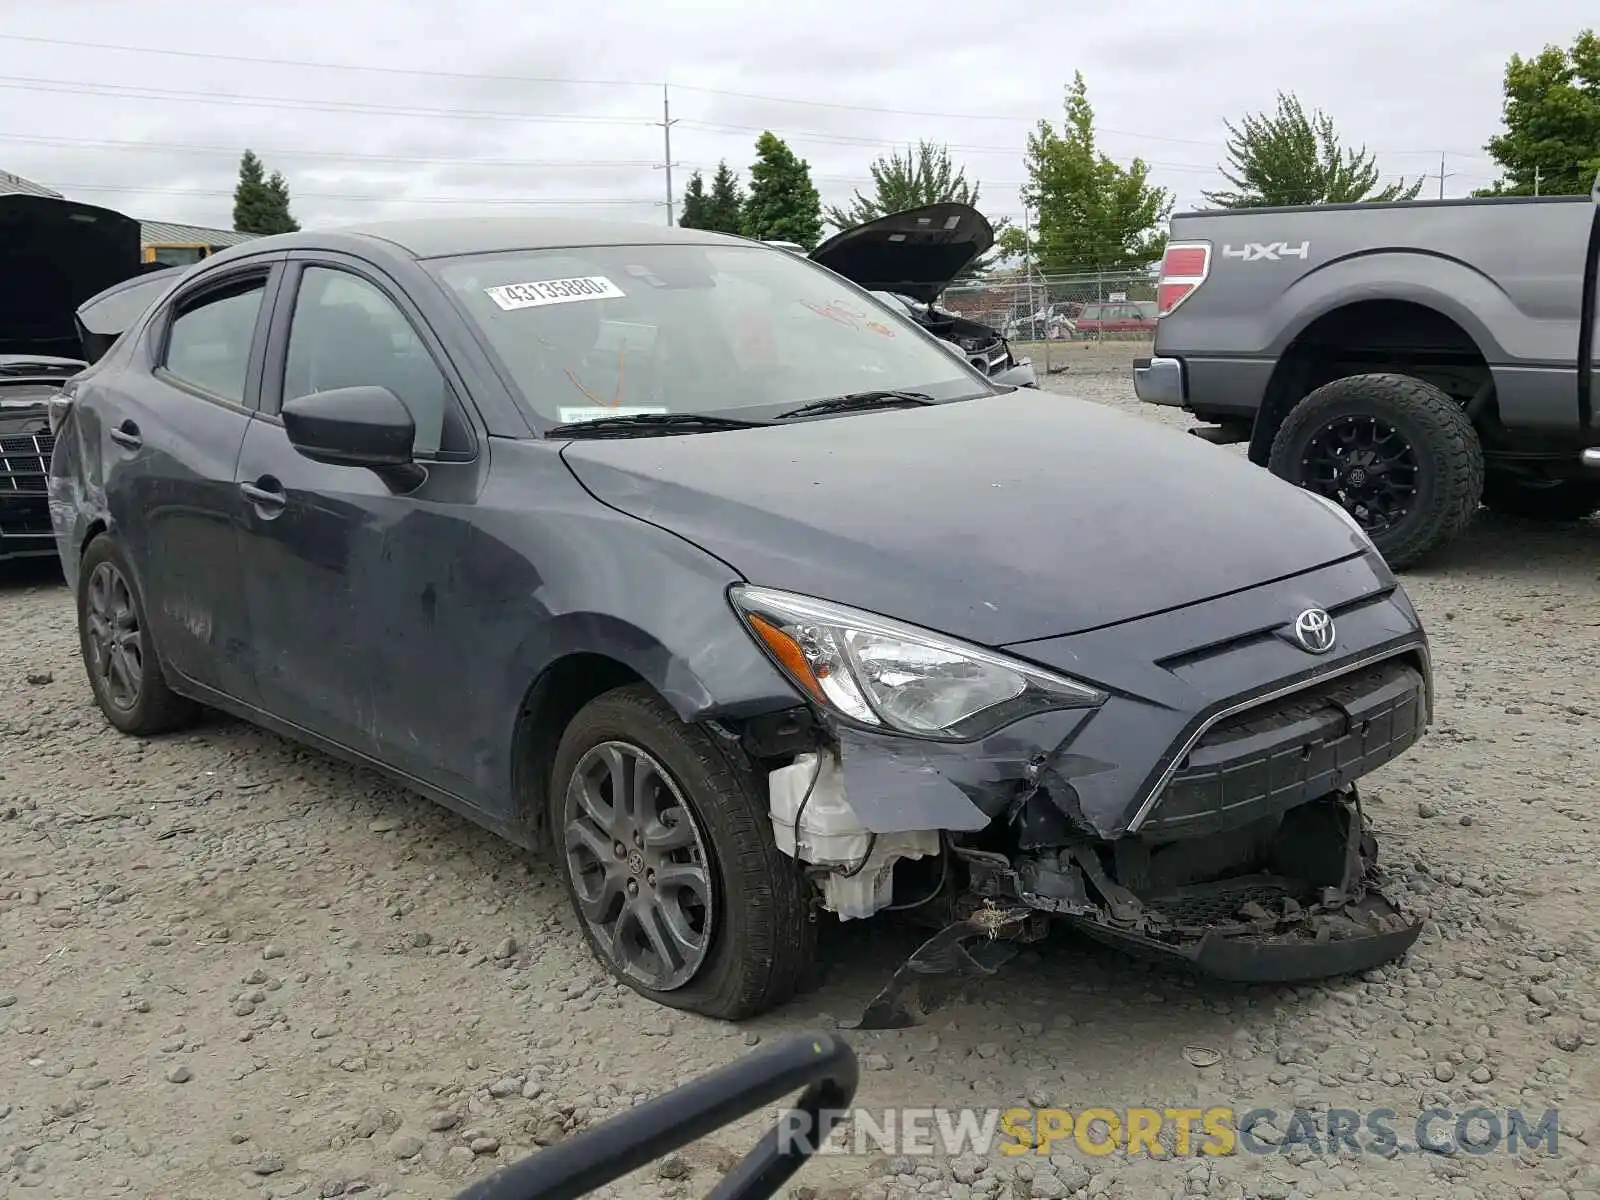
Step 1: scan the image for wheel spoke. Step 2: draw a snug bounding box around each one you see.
[641,807,696,853]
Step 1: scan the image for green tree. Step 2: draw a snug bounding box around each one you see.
[232,149,299,235]
[705,161,744,234]
[1014,73,1171,272]
[1477,29,1600,196]
[740,132,823,249]
[677,170,711,229]
[823,140,983,228]
[1201,93,1423,207]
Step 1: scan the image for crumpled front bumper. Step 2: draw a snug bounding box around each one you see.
[1012,788,1423,985]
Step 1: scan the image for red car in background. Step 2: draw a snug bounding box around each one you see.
[1071,299,1157,337]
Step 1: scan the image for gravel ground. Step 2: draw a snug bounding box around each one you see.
[3,341,1598,1200]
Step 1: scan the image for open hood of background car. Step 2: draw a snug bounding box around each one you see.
[809,203,993,304]
[0,194,144,359]
[73,265,186,364]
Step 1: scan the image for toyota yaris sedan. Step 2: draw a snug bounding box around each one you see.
[49,218,1432,1021]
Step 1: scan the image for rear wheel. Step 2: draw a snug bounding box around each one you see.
[548,684,814,1020]
[1268,373,1484,569]
[1481,475,1600,522]
[76,534,199,735]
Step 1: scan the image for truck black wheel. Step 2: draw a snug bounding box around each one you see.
[1481,475,1600,522]
[1268,373,1483,569]
[76,534,201,736]
[548,684,814,1021]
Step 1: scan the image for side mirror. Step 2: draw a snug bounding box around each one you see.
[455,1032,858,1200]
[281,385,415,469]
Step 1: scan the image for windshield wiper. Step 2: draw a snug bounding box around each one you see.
[775,390,935,420]
[544,412,769,439]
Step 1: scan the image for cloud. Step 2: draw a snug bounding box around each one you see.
[0,0,1588,232]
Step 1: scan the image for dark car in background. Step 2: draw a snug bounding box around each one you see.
[52,217,1432,1021]
[0,193,146,562]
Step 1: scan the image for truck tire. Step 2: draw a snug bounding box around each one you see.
[1267,373,1483,570]
[548,684,815,1021]
[1481,475,1600,522]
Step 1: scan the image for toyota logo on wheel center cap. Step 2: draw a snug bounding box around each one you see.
[1292,608,1336,654]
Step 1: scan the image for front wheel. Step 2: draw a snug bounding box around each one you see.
[548,684,814,1020]
[1267,373,1484,570]
[1481,475,1600,522]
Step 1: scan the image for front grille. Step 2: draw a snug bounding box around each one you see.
[1,433,54,494]
[1144,878,1297,927]
[1138,657,1427,841]
[0,432,55,540]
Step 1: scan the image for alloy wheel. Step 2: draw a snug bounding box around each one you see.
[85,561,143,712]
[1300,414,1420,537]
[562,741,715,991]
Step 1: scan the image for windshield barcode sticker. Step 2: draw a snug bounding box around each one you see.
[486,276,625,310]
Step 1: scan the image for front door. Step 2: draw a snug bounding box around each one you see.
[232,258,492,802]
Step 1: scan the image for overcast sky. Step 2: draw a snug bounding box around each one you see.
[0,0,1592,238]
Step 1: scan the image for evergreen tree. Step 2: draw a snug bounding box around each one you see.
[705,161,745,234]
[740,133,823,249]
[677,170,711,229]
[233,150,300,234]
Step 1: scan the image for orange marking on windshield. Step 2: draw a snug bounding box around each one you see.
[563,342,629,409]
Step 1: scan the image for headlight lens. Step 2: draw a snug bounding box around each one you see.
[730,586,1105,740]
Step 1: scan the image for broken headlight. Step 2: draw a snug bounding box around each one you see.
[730,586,1106,741]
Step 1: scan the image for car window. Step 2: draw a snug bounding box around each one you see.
[283,267,450,456]
[1080,305,1105,321]
[163,279,267,404]
[426,243,984,425]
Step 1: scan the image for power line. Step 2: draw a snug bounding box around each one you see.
[40,180,661,205]
[0,32,1502,159]
[0,76,658,127]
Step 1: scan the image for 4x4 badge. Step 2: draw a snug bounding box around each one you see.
[1292,608,1336,654]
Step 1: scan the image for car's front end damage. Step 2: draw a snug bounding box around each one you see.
[732,552,1430,1028]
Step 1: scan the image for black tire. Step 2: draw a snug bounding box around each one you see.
[1481,475,1600,522]
[1267,373,1484,570]
[76,534,200,736]
[548,684,814,1020]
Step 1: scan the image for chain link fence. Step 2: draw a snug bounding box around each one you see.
[941,268,1158,373]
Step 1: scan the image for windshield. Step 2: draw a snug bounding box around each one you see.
[427,243,988,425]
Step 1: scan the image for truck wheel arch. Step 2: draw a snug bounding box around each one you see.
[1248,296,1492,466]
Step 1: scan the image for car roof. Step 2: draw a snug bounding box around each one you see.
[221,217,757,262]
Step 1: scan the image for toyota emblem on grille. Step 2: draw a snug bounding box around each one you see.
[1291,608,1336,654]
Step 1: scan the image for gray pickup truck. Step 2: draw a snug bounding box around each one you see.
[1135,175,1600,567]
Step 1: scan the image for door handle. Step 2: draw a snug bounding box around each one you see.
[240,480,286,510]
[108,421,141,450]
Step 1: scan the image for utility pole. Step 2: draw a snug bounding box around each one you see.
[1535,165,1542,197]
[653,84,680,225]
[1429,152,1455,200]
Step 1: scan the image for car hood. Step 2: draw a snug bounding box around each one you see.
[0,194,143,359]
[558,392,1370,647]
[809,203,992,304]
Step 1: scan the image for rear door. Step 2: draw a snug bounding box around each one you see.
[91,254,286,705]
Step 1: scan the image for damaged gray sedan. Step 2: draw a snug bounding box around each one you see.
[50,217,1430,1024]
